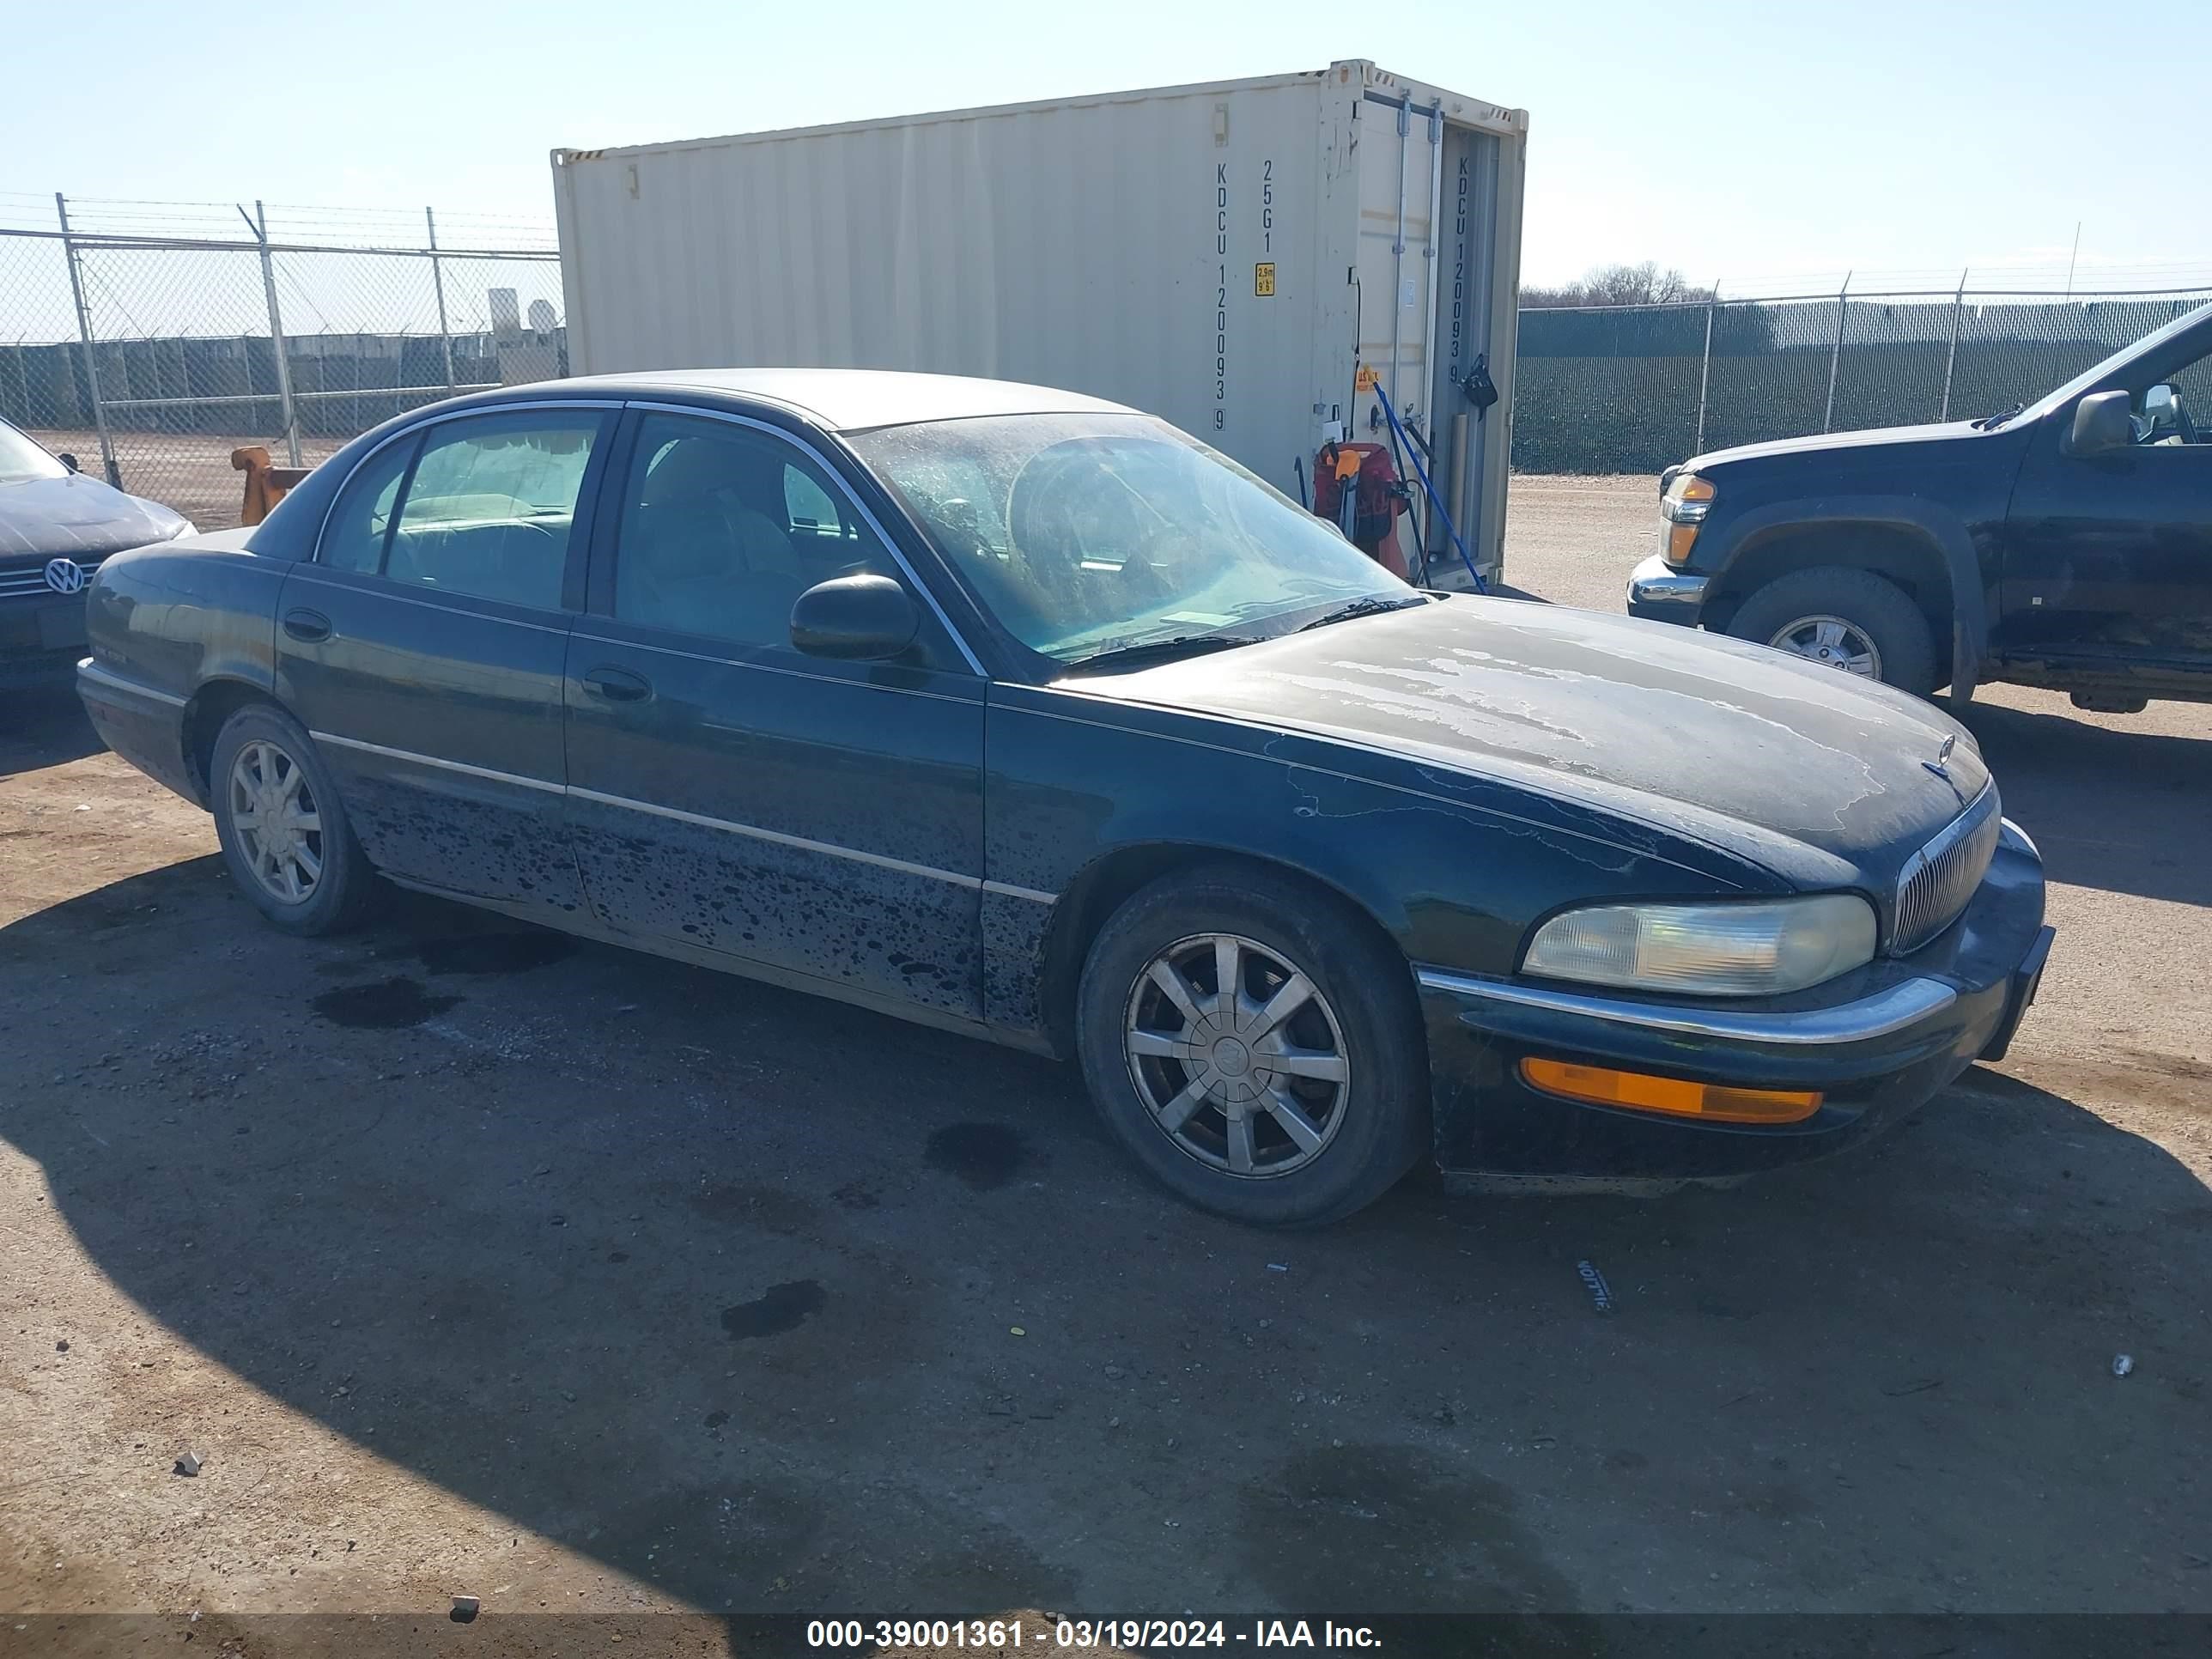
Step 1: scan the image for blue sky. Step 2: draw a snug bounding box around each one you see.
[5,0,2204,293]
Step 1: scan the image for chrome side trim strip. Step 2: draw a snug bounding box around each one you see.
[78,659,187,708]
[566,784,975,889]
[1414,966,1958,1046]
[311,731,565,794]
[981,878,1059,905]
[621,399,989,678]
[307,729,1064,904]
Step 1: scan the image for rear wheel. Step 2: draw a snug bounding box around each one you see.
[1075,864,1428,1227]
[1725,566,1942,696]
[210,704,376,935]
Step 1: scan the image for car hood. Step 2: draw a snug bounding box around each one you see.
[0,472,189,561]
[1688,418,1990,471]
[1073,596,1990,885]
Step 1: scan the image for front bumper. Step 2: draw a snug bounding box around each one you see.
[0,592,92,685]
[1626,552,1707,623]
[1419,823,2051,1188]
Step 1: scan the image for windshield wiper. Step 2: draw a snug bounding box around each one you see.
[1066,633,1265,672]
[1972,402,2026,430]
[1297,594,1431,631]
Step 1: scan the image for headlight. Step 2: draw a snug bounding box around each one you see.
[1521,894,1877,997]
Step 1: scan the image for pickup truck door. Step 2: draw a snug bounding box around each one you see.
[2000,335,2212,678]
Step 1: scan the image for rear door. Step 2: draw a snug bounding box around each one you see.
[274,403,615,908]
[562,404,988,1018]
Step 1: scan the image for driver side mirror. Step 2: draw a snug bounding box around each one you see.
[2066,389,2133,458]
[789,573,921,660]
[57,452,79,473]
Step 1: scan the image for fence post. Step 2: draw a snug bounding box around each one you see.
[54,193,121,488]
[1821,271,1850,434]
[1694,288,1717,455]
[249,200,302,466]
[426,206,457,397]
[1938,268,1967,422]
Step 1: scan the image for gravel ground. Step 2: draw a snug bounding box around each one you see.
[3,475,2208,1651]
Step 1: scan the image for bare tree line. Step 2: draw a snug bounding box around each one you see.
[1521,261,1718,309]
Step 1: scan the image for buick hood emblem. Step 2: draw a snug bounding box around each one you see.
[44,557,87,595]
[1923,733,1957,780]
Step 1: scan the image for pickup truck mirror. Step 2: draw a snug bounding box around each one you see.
[2066,389,2133,458]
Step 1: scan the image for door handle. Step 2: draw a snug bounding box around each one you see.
[581,665,652,702]
[283,608,331,643]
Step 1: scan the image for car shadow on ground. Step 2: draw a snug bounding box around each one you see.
[1951,696,2212,908]
[0,683,101,778]
[5,858,2210,1620]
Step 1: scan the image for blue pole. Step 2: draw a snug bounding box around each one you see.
[1370,377,1485,593]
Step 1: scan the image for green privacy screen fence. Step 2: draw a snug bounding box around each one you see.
[1510,286,2212,476]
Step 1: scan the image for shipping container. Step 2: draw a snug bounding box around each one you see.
[552,59,1526,583]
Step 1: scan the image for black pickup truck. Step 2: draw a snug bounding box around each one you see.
[1627,299,2212,711]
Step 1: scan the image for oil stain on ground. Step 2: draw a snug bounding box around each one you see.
[1235,1443,1582,1614]
[924,1122,1031,1190]
[722,1279,827,1340]
[416,929,575,976]
[310,976,461,1030]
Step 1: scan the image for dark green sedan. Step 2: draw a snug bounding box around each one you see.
[76,371,2053,1225]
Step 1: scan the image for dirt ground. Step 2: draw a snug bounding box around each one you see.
[28,429,351,532]
[3,476,2209,1651]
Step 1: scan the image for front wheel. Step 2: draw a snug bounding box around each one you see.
[1724,566,1942,696]
[210,703,377,935]
[1075,864,1429,1227]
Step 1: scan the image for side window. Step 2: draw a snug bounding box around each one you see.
[319,436,416,573]
[386,413,600,608]
[611,414,898,649]
[784,465,844,536]
[2146,345,2212,447]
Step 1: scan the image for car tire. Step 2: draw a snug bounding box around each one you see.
[1074,862,1429,1227]
[209,702,377,936]
[1725,566,1942,695]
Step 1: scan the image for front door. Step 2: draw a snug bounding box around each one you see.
[2002,322,2212,679]
[562,406,988,1019]
[274,404,613,908]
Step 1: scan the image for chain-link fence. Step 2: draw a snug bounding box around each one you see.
[0,195,563,527]
[1511,283,2212,475]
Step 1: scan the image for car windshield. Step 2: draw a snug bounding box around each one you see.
[2014,299,2212,426]
[847,412,1410,665]
[0,421,70,485]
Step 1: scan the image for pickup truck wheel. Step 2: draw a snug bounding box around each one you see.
[1075,864,1429,1228]
[1726,568,1941,695]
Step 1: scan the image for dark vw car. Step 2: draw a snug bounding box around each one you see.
[3,417,190,686]
[77,371,2053,1224]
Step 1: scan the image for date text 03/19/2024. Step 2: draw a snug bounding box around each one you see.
[805,1619,1382,1649]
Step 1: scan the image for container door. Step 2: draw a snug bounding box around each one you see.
[1427,123,1506,578]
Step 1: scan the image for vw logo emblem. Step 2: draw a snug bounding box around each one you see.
[43,557,87,595]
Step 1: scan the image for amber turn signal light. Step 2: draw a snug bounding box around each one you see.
[1666,521,1701,562]
[1520,1058,1821,1124]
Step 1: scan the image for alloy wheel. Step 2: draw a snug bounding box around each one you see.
[228,738,325,903]
[1769,612,1883,678]
[1122,932,1351,1179]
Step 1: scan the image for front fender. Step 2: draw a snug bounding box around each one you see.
[1703,495,1991,699]
[980,686,1767,1039]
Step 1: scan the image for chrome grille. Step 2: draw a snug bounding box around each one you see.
[0,556,105,599]
[1892,785,2001,955]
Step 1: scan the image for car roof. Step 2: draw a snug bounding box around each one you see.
[548,368,1137,432]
